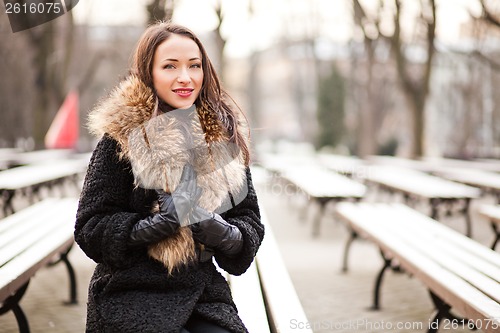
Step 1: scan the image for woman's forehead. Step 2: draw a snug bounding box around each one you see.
[155,34,201,61]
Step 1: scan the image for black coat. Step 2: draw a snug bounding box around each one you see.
[75,135,265,333]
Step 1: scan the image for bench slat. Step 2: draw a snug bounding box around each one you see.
[479,204,500,224]
[0,198,78,302]
[229,262,270,333]
[401,205,500,268]
[336,203,500,333]
[0,199,62,234]
[256,210,313,333]
[394,205,500,283]
[380,208,500,303]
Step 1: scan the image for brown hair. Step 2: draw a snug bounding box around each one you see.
[131,21,250,165]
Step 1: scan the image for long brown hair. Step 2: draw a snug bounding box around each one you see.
[131,21,250,165]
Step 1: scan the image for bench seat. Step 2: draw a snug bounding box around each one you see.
[0,198,79,333]
[336,202,500,333]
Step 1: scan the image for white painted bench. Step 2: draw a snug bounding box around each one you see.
[0,198,79,333]
[362,165,481,237]
[478,204,500,250]
[0,159,87,215]
[335,202,500,333]
[280,165,366,236]
[225,210,313,333]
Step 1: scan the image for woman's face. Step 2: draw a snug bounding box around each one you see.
[152,34,204,110]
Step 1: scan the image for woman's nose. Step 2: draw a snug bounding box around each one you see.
[177,68,191,83]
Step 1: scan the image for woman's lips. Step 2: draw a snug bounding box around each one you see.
[173,88,194,97]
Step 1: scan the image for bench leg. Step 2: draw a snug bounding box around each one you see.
[312,200,327,237]
[427,291,475,333]
[0,281,31,333]
[2,189,16,215]
[370,252,392,310]
[341,230,357,272]
[48,245,78,304]
[461,198,472,238]
[490,222,499,250]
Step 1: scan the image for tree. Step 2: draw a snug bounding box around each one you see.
[351,0,381,157]
[316,64,345,149]
[146,0,176,24]
[353,0,436,158]
[390,0,436,158]
[1,2,77,148]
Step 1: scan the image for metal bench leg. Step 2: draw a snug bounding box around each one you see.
[427,291,475,333]
[371,252,392,310]
[341,230,357,272]
[462,198,472,238]
[429,198,440,220]
[491,222,499,250]
[0,281,31,333]
[48,245,78,304]
[2,189,16,215]
[312,199,328,237]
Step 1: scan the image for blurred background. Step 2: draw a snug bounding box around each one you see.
[1,0,499,160]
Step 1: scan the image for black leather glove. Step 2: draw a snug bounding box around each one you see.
[189,206,243,257]
[129,164,201,246]
[129,190,180,246]
[171,164,202,224]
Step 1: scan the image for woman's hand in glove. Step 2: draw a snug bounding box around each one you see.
[189,206,243,257]
[128,191,181,246]
[128,164,201,246]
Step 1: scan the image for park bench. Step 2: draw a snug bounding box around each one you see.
[279,165,366,236]
[478,204,500,250]
[368,155,500,203]
[335,202,500,333]
[361,165,481,237]
[318,152,368,178]
[0,197,79,333]
[224,210,313,333]
[1,149,75,169]
[431,168,500,203]
[0,158,88,216]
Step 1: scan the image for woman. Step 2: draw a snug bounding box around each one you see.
[75,22,264,333]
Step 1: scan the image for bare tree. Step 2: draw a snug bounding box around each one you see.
[390,0,436,158]
[212,0,226,80]
[9,6,77,148]
[480,0,500,28]
[351,0,380,157]
[146,0,176,24]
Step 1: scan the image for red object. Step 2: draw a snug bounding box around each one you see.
[45,90,79,149]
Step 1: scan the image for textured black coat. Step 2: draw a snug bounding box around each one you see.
[75,135,264,333]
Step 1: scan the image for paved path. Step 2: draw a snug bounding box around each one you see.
[0,167,496,332]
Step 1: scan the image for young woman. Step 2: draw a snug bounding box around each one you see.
[75,22,264,333]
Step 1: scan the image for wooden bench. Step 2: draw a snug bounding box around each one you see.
[0,198,79,333]
[280,165,366,236]
[335,202,500,333]
[224,210,313,333]
[0,158,88,216]
[362,165,481,237]
[432,169,500,203]
[478,204,500,250]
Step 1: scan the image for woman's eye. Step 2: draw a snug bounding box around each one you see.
[164,64,175,69]
[191,63,201,69]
